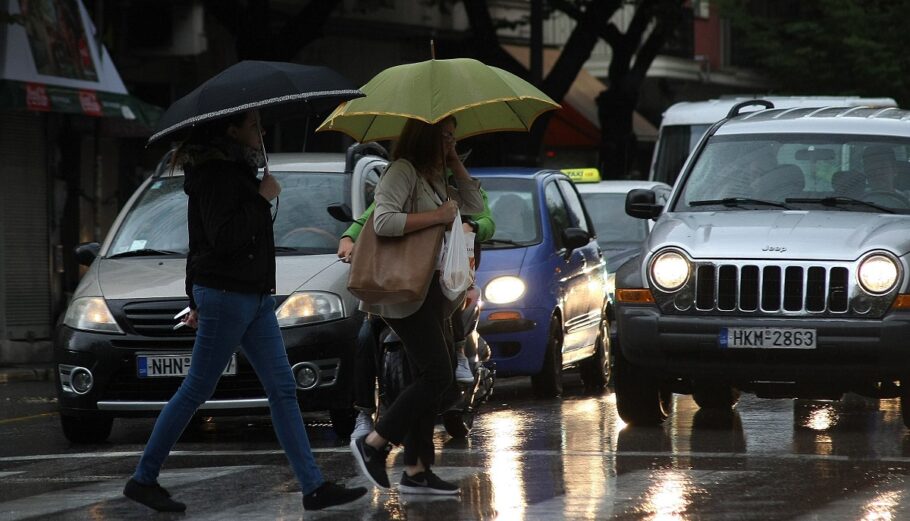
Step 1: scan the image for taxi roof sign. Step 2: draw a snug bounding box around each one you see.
[561,168,601,183]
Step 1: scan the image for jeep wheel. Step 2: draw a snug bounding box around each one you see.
[692,383,741,411]
[579,317,611,392]
[614,351,671,426]
[60,414,113,444]
[531,316,563,399]
[329,408,356,438]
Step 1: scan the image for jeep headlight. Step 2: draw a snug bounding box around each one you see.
[485,276,526,304]
[857,254,898,295]
[63,297,124,334]
[275,291,343,327]
[650,250,690,292]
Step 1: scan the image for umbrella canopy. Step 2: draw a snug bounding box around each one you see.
[148,60,363,144]
[316,58,560,142]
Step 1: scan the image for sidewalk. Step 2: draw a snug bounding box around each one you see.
[0,364,53,384]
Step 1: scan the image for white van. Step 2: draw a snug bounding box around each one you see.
[649,96,898,186]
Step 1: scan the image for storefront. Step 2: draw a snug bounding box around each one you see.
[0,0,159,362]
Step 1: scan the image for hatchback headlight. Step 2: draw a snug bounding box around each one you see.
[857,254,899,295]
[485,276,526,304]
[650,250,690,292]
[63,297,123,334]
[276,291,343,327]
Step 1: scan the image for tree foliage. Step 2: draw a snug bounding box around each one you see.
[717,0,910,106]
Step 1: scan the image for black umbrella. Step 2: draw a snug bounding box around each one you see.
[147,60,363,145]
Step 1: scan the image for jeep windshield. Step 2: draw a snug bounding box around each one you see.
[107,172,349,257]
[482,178,542,249]
[674,134,910,214]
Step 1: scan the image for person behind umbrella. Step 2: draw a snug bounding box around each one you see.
[337,174,494,440]
[350,115,484,495]
[122,110,366,513]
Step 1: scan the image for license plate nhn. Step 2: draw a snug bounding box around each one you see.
[719,328,816,349]
[137,353,237,378]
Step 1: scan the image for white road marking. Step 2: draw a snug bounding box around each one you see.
[0,466,259,521]
[0,472,24,478]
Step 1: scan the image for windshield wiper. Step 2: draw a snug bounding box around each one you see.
[688,197,791,210]
[785,196,895,214]
[482,238,525,247]
[108,249,181,259]
[274,246,301,252]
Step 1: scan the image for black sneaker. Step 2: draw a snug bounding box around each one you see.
[123,478,186,512]
[303,481,368,510]
[398,470,460,495]
[350,434,391,489]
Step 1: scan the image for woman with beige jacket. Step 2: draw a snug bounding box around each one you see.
[350,116,483,495]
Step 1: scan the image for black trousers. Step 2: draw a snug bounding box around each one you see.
[376,276,456,467]
[353,315,384,411]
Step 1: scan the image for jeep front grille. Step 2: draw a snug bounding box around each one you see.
[693,263,850,314]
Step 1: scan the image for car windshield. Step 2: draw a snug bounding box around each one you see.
[482,177,541,249]
[579,192,649,253]
[674,134,910,214]
[107,172,349,257]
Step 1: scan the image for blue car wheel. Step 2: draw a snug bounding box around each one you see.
[530,315,563,398]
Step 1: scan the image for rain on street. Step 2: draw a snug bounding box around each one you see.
[4,373,910,520]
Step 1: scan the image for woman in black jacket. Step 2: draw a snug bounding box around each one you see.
[122,111,366,513]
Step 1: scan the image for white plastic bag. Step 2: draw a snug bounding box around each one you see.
[440,210,473,301]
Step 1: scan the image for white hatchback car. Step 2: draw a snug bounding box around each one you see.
[54,144,388,442]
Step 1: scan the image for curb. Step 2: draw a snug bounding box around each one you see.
[0,367,53,384]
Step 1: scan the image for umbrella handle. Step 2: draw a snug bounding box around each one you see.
[258,122,270,176]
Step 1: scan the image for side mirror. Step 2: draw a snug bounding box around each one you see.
[626,189,663,219]
[75,242,101,266]
[562,227,590,253]
[327,203,354,223]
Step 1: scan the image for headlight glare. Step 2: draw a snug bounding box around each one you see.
[276,291,343,327]
[858,254,898,294]
[63,297,123,333]
[485,276,526,304]
[650,250,690,291]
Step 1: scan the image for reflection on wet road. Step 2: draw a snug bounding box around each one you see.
[4,377,910,519]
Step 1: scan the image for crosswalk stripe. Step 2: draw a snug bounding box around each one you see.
[0,472,24,479]
[0,466,259,521]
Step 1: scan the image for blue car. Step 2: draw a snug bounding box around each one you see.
[472,168,609,397]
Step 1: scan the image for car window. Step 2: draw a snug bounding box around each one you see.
[108,172,349,258]
[557,179,591,234]
[580,192,649,252]
[544,182,570,248]
[272,172,349,253]
[108,177,189,256]
[652,124,711,184]
[675,134,910,213]
[482,177,541,248]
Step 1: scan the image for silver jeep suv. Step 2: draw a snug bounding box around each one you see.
[615,101,910,426]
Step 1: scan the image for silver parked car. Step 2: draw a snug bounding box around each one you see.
[614,101,910,426]
[55,144,388,442]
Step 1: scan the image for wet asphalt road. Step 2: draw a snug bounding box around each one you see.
[3,374,910,520]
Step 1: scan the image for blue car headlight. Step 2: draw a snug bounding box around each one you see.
[275,291,344,327]
[485,276,526,304]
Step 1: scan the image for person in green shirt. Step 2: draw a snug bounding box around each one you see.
[337,178,494,440]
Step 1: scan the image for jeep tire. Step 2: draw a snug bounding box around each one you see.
[692,383,741,411]
[614,351,671,426]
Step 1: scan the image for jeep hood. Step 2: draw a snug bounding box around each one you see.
[649,211,910,261]
[96,256,342,300]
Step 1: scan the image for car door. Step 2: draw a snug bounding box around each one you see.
[556,178,605,354]
[543,179,589,357]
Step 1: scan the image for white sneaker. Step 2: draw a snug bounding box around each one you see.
[455,354,474,384]
[351,411,374,440]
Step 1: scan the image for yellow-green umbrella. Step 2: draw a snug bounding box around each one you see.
[316,58,560,142]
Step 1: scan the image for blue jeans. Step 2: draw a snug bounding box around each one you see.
[133,285,324,494]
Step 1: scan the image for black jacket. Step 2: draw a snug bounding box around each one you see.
[183,156,275,308]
